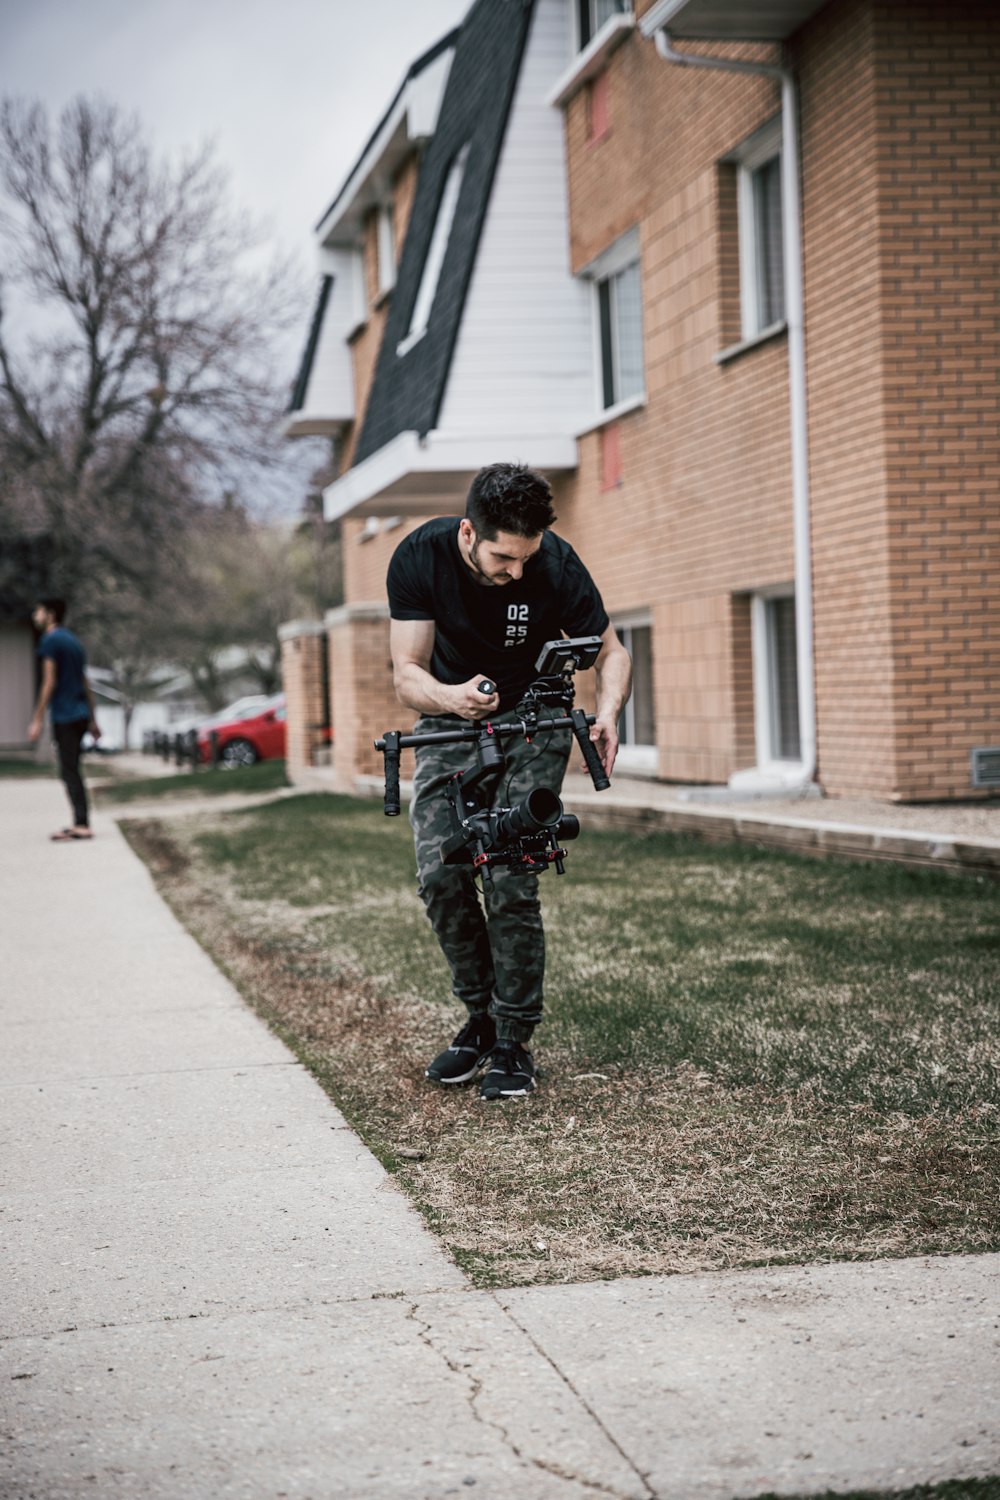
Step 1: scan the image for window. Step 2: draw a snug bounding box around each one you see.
[397,143,469,356]
[376,204,396,297]
[752,590,801,765]
[586,228,644,413]
[577,0,628,50]
[616,620,655,763]
[735,117,784,339]
[349,247,367,333]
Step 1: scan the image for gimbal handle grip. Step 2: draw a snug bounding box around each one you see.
[382,730,401,816]
[570,708,610,791]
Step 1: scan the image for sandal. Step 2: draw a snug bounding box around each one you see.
[50,828,94,841]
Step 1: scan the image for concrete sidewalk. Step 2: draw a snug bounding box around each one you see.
[2,777,997,1499]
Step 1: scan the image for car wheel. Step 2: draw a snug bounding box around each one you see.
[220,737,258,769]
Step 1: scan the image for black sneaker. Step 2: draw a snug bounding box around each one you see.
[425,1012,496,1085]
[478,1042,536,1101]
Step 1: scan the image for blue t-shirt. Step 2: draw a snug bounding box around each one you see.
[38,627,90,725]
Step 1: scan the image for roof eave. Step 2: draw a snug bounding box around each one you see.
[315,36,457,248]
[323,430,579,523]
[640,0,828,42]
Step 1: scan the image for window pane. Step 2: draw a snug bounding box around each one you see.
[768,596,800,760]
[613,260,644,402]
[753,156,784,327]
[595,0,628,28]
[617,625,655,747]
[630,625,655,744]
[598,278,615,408]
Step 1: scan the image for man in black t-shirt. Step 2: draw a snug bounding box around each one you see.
[387,461,631,1101]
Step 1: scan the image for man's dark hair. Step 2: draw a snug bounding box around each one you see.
[466,462,556,540]
[38,597,68,624]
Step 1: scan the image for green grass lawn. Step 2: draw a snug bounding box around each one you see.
[0,757,54,777]
[0,754,117,780]
[124,792,1000,1288]
[96,758,289,803]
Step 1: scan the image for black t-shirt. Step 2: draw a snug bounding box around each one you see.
[387,518,609,711]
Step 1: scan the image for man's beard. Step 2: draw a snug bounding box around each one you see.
[467,537,508,586]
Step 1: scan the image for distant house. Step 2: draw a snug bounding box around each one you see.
[283,0,1000,804]
[0,617,36,754]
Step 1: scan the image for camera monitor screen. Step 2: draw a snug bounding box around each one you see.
[533,636,603,676]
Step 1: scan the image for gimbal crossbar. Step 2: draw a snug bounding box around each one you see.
[373,637,610,886]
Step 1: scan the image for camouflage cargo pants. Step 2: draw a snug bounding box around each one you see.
[409,712,572,1044]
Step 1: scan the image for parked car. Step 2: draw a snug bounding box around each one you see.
[198,694,286,768]
[163,695,271,744]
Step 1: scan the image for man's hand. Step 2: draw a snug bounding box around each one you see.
[585,713,620,779]
[88,719,102,742]
[448,676,500,721]
[27,715,42,744]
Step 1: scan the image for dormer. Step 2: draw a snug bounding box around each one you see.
[283,33,457,441]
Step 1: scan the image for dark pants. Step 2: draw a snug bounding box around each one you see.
[54,719,90,827]
[409,713,571,1045]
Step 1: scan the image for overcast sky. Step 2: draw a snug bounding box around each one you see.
[0,0,471,510]
[0,0,470,350]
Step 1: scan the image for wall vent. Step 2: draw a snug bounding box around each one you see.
[971,746,1000,788]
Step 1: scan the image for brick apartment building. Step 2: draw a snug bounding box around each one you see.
[282,0,999,804]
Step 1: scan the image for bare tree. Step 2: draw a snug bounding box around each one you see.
[140,499,342,712]
[0,95,302,612]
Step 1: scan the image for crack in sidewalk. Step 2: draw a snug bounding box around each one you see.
[404,1298,649,1499]
[492,1294,657,1500]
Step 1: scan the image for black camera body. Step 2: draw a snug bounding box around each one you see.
[374,636,609,888]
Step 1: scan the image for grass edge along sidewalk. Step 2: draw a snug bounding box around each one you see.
[122,790,1000,1291]
[748,1481,1000,1500]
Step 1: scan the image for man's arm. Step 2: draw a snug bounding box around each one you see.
[27,658,57,742]
[84,677,102,741]
[389,618,500,721]
[585,622,633,778]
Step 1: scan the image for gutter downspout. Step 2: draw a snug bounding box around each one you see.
[644,26,817,789]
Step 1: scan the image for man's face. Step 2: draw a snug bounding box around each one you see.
[32,604,53,631]
[459,521,542,586]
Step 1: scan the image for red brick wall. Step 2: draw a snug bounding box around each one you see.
[875,0,1000,799]
[280,628,328,780]
[796,0,897,796]
[553,20,796,784]
[327,606,416,786]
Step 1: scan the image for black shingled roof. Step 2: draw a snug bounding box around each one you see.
[353,0,537,464]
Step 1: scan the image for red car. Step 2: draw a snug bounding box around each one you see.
[198,695,286,768]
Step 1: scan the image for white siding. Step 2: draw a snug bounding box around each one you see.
[297,249,357,425]
[435,0,593,440]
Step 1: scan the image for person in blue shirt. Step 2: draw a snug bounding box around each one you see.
[27,598,102,841]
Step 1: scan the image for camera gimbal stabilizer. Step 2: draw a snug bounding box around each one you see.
[374,637,611,889]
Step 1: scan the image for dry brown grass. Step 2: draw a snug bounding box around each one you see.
[124,808,999,1289]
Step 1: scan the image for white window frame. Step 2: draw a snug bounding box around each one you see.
[581,227,646,423]
[376,203,396,298]
[735,116,785,342]
[614,611,657,775]
[397,142,469,357]
[751,585,801,771]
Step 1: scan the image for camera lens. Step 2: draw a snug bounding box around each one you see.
[495,787,563,841]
